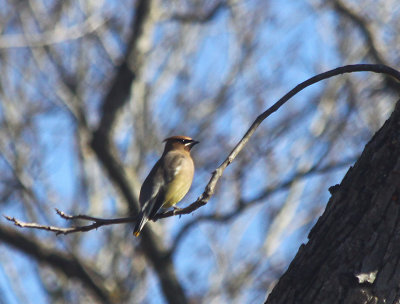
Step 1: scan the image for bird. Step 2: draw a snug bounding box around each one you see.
[133,135,199,237]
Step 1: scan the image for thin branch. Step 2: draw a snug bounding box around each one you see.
[4,210,136,235]
[154,64,400,220]
[5,64,400,234]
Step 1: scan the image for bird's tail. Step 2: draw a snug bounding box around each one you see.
[133,212,148,237]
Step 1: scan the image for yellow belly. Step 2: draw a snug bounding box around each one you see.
[162,174,192,208]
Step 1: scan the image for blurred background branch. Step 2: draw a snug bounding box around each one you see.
[0,0,399,303]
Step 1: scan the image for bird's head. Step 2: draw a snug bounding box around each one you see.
[163,135,199,153]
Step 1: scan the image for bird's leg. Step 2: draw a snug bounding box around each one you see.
[172,206,182,216]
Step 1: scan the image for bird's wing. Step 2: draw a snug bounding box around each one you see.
[147,152,185,219]
[138,159,164,215]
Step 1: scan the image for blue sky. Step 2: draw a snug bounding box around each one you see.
[1,0,398,303]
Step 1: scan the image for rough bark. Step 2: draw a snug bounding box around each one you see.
[266,99,400,304]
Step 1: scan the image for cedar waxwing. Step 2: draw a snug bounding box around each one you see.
[133,135,199,237]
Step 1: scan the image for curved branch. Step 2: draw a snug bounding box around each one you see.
[154,64,400,220]
[5,64,400,235]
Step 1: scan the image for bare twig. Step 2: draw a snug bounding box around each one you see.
[154,64,400,220]
[4,210,136,235]
[5,64,400,234]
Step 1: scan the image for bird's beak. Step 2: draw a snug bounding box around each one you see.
[186,140,199,150]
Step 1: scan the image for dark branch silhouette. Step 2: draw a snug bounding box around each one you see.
[5,64,400,235]
[4,209,136,235]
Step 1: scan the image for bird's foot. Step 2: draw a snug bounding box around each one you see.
[172,206,182,216]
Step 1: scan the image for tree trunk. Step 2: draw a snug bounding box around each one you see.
[266,99,400,304]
